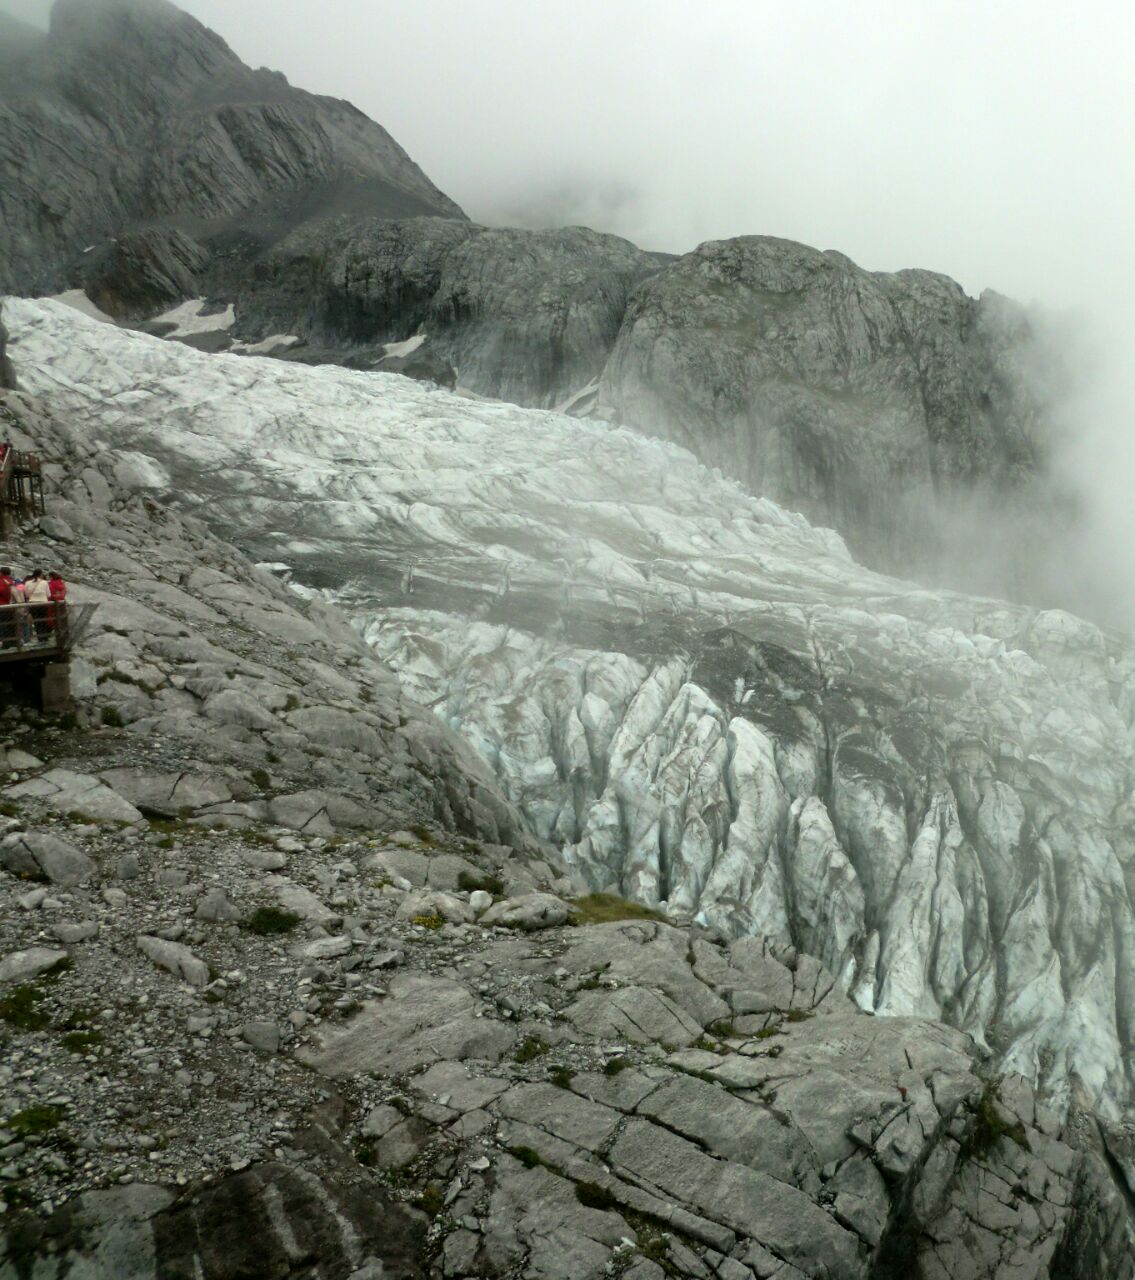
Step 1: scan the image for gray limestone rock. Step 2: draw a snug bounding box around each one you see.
[478,892,572,931]
[0,945,68,984]
[396,889,474,925]
[297,973,515,1076]
[4,768,144,825]
[598,235,1049,585]
[245,219,661,409]
[136,934,209,987]
[0,831,94,887]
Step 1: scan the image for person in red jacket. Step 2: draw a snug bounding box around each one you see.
[0,566,13,648]
[47,571,66,633]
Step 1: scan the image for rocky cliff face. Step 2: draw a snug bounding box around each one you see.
[0,0,464,299]
[232,216,662,407]
[597,236,1049,577]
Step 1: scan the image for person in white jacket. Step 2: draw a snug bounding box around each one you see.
[24,568,50,641]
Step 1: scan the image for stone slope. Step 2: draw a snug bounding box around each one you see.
[0,0,464,299]
[5,297,1135,1133]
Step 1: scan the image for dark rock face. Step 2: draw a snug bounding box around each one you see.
[2,1102,429,1279]
[598,236,1047,575]
[238,217,661,407]
[0,0,464,300]
[0,315,15,390]
[82,228,211,319]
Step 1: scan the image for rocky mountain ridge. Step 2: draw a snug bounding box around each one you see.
[0,0,464,301]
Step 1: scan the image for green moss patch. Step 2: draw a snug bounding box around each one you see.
[243,907,303,936]
[570,893,666,925]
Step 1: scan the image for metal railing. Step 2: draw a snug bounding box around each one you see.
[0,602,97,658]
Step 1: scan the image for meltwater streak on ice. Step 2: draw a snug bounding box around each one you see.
[5,295,1135,1121]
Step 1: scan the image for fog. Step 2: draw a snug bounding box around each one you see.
[4,0,1134,623]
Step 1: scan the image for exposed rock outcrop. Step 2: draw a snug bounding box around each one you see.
[0,0,464,298]
[598,235,1048,576]
[233,217,661,407]
[0,315,15,390]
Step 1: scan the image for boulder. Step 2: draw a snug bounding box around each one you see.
[0,831,94,887]
[136,935,209,987]
[479,893,573,931]
[4,769,143,824]
[0,946,68,984]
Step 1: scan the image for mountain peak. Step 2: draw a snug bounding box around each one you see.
[48,0,237,73]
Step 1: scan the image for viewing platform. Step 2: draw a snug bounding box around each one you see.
[0,603,98,711]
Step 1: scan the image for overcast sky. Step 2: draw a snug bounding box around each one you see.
[4,0,1133,311]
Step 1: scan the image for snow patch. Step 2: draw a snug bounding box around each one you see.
[381,333,426,359]
[152,298,236,338]
[47,290,117,325]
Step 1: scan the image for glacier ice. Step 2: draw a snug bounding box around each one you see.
[5,295,1135,1121]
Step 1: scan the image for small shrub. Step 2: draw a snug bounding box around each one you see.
[418,1183,445,1217]
[457,869,505,896]
[0,985,50,1031]
[509,1145,548,1170]
[2,1183,33,1209]
[966,1082,1031,1157]
[355,1140,378,1167]
[708,1018,735,1039]
[244,907,302,936]
[784,1009,814,1023]
[0,801,19,818]
[603,1057,628,1077]
[60,1030,102,1054]
[236,828,277,847]
[548,1066,575,1089]
[752,1026,780,1040]
[100,706,125,728]
[250,768,271,790]
[574,1180,617,1211]
[7,1105,64,1136]
[514,1035,550,1063]
[411,914,444,930]
[569,894,666,925]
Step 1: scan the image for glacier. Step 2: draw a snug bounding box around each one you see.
[5,295,1135,1122]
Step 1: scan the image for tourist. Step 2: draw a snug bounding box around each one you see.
[10,577,31,646]
[25,569,50,640]
[47,571,67,634]
[0,565,12,648]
